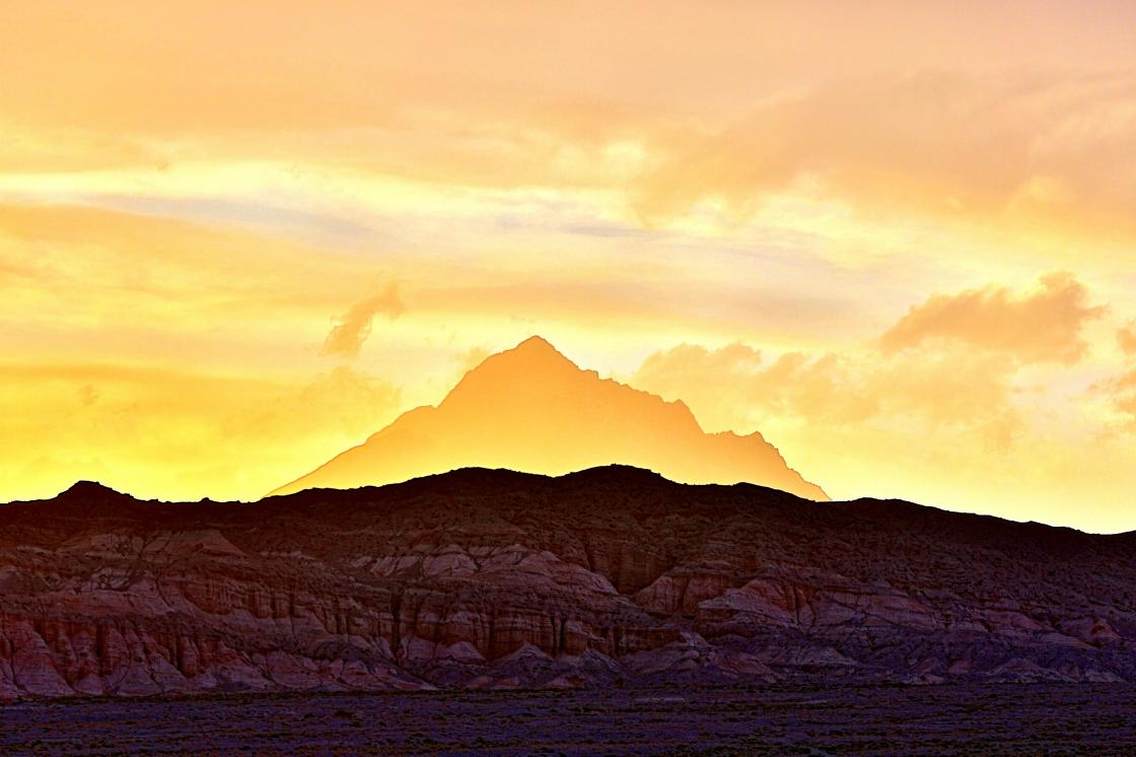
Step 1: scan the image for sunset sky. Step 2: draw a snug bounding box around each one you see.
[3,2,1136,531]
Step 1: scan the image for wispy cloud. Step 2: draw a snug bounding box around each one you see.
[322,282,405,358]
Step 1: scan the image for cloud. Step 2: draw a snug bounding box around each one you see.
[1092,315,1136,427]
[632,340,1020,445]
[632,72,1136,244]
[626,336,1048,525]
[632,276,1098,469]
[6,2,1135,252]
[879,273,1105,365]
[1093,369,1136,430]
[626,273,1136,530]
[321,282,405,358]
[1118,324,1136,357]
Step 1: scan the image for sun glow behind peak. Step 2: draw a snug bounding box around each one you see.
[2,2,1136,530]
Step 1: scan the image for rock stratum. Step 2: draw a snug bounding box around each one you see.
[2,467,1135,699]
[271,336,827,500]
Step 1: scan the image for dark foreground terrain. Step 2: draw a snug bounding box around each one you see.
[4,684,1136,755]
[4,466,1136,697]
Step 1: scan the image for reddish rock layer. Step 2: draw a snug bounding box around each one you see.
[2,468,1135,699]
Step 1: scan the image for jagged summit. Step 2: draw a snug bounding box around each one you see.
[271,336,827,499]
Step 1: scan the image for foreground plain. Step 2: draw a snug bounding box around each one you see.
[4,684,1136,754]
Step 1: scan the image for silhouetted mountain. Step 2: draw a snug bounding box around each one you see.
[272,336,826,499]
[2,466,1135,699]
[56,480,129,501]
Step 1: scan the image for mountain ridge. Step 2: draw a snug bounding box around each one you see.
[3,464,1136,700]
[17,465,1134,540]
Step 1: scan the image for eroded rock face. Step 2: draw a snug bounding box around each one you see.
[2,467,1136,699]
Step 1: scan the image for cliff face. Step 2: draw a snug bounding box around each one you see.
[271,336,827,501]
[2,468,1135,699]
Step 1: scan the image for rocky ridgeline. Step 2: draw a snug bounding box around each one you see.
[2,467,1134,699]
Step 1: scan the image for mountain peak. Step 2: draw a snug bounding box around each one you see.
[515,335,559,353]
[450,336,584,396]
[483,335,577,371]
[271,336,827,500]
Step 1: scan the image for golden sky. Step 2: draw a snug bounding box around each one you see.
[2,2,1136,531]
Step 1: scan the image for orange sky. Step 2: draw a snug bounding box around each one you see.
[2,2,1136,531]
